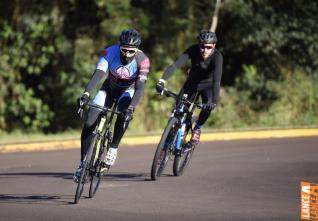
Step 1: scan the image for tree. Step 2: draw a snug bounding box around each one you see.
[210,0,224,32]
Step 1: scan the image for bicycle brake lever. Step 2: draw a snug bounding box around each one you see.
[77,107,83,118]
[160,88,168,96]
[123,120,128,130]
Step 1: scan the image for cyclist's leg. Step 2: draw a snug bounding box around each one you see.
[179,83,196,107]
[112,88,134,148]
[191,86,212,144]
[197,86,213,126]
[73,109,100,183]
[81,109,99,161]
[80,90,109,161]
[104,88,134,166]
[74,102,101,182]
[178,84,202,147]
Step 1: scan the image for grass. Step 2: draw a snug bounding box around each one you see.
[0,130,80,144]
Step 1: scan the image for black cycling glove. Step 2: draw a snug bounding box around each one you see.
[123,106,134,122]
[202,102,216,111]
[77,92,90,109]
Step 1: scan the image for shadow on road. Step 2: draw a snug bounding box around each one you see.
[0,172,75,205]
[0,193,73,205]
[0,171,153,205]
[102,172,151,182]
[0,171,156,205]
[0,171,152,181]
[0,172,73,180]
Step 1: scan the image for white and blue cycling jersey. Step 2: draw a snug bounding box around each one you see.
[96,44,150,89]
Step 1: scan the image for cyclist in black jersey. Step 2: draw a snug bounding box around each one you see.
[73,29,150,182]
[156,30,223,145]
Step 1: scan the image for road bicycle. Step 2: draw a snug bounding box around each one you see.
[74,101,122,204]
[151,88,202,180]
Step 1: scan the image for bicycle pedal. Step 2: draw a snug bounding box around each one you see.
[184,143,194,152]
[100,167,108,173]
[100,163,110,174]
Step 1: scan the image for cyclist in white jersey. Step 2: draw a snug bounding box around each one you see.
[73,29,150,183]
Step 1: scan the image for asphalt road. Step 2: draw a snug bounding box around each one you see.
[0,137,317,221]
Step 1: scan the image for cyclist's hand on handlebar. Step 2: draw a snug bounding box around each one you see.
[76,92,89,117]
[156,79,166,95]
[123,105,134,122]
[202,102,216,111]
[77,92,90,109]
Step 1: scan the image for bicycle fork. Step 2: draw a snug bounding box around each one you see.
[93,116,107,164]
[175,121,186,152]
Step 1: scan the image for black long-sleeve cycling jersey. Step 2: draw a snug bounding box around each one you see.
[162,44,223,104]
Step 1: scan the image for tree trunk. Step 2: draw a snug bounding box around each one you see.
[210,0,223,32]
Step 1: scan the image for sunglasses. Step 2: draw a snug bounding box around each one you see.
[120,48,137,54]
[199,44,214,50]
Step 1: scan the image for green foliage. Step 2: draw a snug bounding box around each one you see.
[236,64,277,111]
[207,67,318,129]
[0,18,55,131]
[0,0,317,134]
[260,68,318,126]
[220,0,318,83]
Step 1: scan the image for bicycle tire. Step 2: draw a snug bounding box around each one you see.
[89,168,101,198]
[173,117,196,176]
[151,117,179,180]
[74,134,97,204]
[88,134,101,198]
[74,159,87,204]
[173,143,195,176]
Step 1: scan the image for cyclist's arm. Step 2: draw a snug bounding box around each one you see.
[130,79,146,108]
[130,55,150,108]
[84,54,109,95]
[212,52,223,104]
[162,53,189,80]
[84,69,106,95]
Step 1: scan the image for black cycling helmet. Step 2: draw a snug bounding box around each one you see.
[197,30,217,44]
[119,29,141,47]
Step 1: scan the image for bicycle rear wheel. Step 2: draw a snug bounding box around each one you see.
[89,166,101,198]
[151,117,178,180]
[74,134,98,203]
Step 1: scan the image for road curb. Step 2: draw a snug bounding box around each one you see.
[0,128,317,153]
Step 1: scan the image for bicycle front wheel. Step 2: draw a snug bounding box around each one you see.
[74,133,99,203]
[173,117,196,176]
[74,159,88,204]
[88,134,102,198]
[151,117,178,180]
